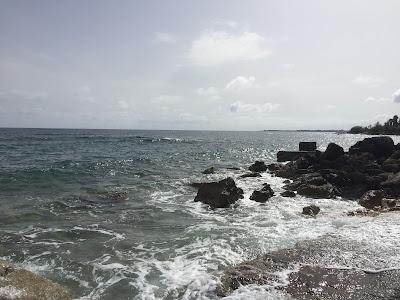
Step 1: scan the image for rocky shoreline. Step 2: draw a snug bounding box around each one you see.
[192,135,400,298]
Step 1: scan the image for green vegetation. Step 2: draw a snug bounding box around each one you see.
[349,115,400,135]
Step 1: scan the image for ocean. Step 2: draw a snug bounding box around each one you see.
[1,128,400,299]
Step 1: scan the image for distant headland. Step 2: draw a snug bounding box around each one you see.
[349,115,400,135]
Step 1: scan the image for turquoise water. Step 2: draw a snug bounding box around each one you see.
[1,128,399,299]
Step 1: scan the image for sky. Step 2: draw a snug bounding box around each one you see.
[0,0,399,130]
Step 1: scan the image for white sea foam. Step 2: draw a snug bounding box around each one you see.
[0,286,25,299]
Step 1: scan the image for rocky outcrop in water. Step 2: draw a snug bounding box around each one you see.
[248,161,267,172]
[268,137,400,201]
[239,172,261,179]
[302,205,320,216]
[249,183,274,203]
[217,236,400,299]
[202,167,216,174]
[194,177,243,208]
[0,260,72,300]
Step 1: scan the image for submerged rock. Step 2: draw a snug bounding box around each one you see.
[0,260,72,300]
[249,161,267,172]
[250,183,274,203]
[194,177,243,208]
[297,183,337,199]
[202,167,216,174]
[105,191,128,201]
[302,205,320,216]
[239,172,261,179]
[281,190,296,197]
[358,190,385,209]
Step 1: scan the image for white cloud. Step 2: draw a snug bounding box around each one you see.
[353,75,385,88]
[230,101,280,114]
[117,100,129,110]
[0,89,48,102]
[77,86,95,103]
[151,95,182,104]
[196,87,220,100]
[154,32,177,44]
[393,88,400,103]
[225,76,256,92]
[213,19,237,28]
[364,96,390,102]
[188,31,271,66]
[282,63,295,70]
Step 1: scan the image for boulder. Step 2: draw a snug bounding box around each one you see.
[323,143,344,160]
[202,167,216,174]
[0,260,72,300]
[349,136,395,158]
[382,159,400,173]
[248,161,267,172]
[239,172,262,179]
[358,190,385,209]
[297,183,337,199]
[281,190,296,197]
[299,142,317,151]
[194,177,243,208]
[381,172,400,194]
[105,191,128,201]
[250,183,274,203]
[302,205,320,216]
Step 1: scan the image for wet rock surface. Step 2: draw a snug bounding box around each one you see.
[302,205,320,216]
[0,260,72,300]
[249,161,267,172]
[239,172,262,179]
[280,190,296,197]
[249,183,274,203]
[194,177,243,208]
[218,236,400,299]
[202,166,216,174]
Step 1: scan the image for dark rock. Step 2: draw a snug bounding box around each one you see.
[249,161,267,172]
[299,142,317,151]
[202,166,216,174]
[281,190,296,197]
[349,136,395,158]
[382,158,400,173]
[105,191,128,201]
[302,205,320,216]
[239,172,262,179]
[323,143,344,160]
[358,190,385,209]
[250,183,274,203]
[190,182,204,189]
[194,177,243,208]
[266,163,281,171]
[226,167,240,170]
[277,151,316,162]
[297,183,337,199]
[381,172,400,195]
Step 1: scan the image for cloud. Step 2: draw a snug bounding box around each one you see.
[230,101,280,114]
[196,87,220,100]
[151,95,182,104]
[282,63,295,70]
[212,19,237,28]
[188,31,271,66]
[0,89,48,102]
[353,75,385,88]
[225,76,256,92]
[154,32,177,44]
[364,96,390,102]
[393,88,400,103]
[76,86,95,103]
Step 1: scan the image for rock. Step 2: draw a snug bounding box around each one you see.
[226,167,240,170]
[266,163,281,171]
[248,161,267,172]
[239,172,262,179]
[0,260,72,300]
[347,208,380,217]
[105,191,128,201]
[381,172,400,194]
[358,190,385,209]
[189,182,204,189]
[194,177,243,208]
[323,143,345,160]
[218,236,400,298]
[277,151,316,162]
[349,136,395,158]
[249,183,274,203]
[302,205,320,216]
[281,190,296,197]
[297,183,337,199]
[299,142,317,151]
[202,166,216,174]
[382,158,400,173]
